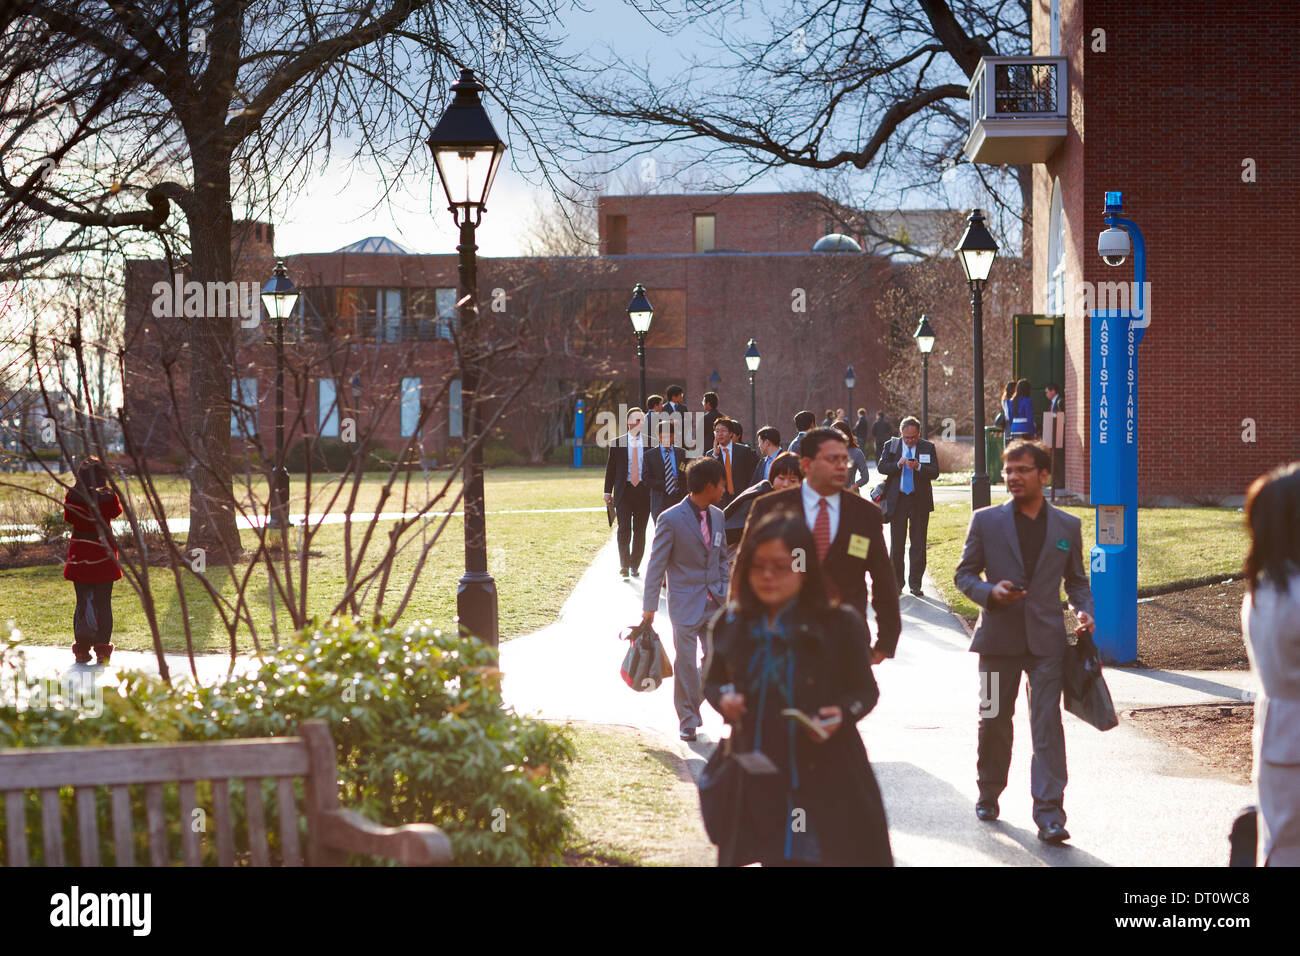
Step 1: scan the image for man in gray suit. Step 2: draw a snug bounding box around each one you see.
[955,440,1095,844]
[642,456,730,742]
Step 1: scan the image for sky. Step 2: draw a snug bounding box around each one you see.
[268,2,994,259]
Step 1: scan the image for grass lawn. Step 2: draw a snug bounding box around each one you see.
[1,467,607,651]
[926,502,1248,623]
[563,723,712,866]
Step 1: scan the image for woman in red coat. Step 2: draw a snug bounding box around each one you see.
[63,456,122,664]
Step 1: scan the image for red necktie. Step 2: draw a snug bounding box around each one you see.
[813,498,831,561]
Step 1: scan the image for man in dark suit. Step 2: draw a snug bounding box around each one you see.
[877,416,941,597]
[852,408,871,451]
[1045,383,1062,414]
[870,411,893,462]
[603,406,651,578]
[955,440,1095,843]
[749,426,782,485]
[741,428,901,663]
[709,417,758,508]
[644,418,687,521]
[788,410,816,454]
[701,391,721,438]
[663,385,686,418]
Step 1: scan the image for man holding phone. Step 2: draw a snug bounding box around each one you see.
[954,440,1095,844]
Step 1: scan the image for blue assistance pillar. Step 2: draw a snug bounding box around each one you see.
[1089,191,1147,663]
[572,397,585,468]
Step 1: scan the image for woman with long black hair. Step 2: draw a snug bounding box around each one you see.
[702,511,892,866]
[1242,461,1300,865]
[63,456,123,665]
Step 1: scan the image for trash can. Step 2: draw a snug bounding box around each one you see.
[984,427,1004,475]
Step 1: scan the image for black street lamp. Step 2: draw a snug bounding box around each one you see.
[956,209,998,509]
[626,283,654,405]
[844,365,856,422]
[744,339,760,437]
[427,67,506,648]
[913,315,936,439]
[260,260,298,530]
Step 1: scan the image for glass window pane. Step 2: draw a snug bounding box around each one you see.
[436,287,457,339]
[383,289,402,342]
[401,377,421,437]
[694,214,715,253]
[449,378,462,438]
[231,377,258,437]
[319,379,339,437]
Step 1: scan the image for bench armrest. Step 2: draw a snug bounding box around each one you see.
[317,808,453,866]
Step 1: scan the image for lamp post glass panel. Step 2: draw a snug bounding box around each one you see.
[626,283,654,406]
[260,260,298,529]
[744,339,760,440]
[427,67,505,647]
[844,365,856,424]
[956,210,998,509]
[913,315,936,439]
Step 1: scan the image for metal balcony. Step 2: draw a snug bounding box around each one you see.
[963,56,1068,164]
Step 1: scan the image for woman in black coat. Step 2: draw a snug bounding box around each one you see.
[702,511,893,866]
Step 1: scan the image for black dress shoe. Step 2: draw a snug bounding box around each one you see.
[680,729,697,742]
[910,587,924,597]
[630,567,640,578]
[1037,822,1070,843]
[620,567,629,578]
[975,802,999,822]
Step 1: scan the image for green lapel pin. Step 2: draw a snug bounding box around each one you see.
[1056,538,1070,551]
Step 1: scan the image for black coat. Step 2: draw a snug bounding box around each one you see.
[877,436,941,513]
[703,601,893,866]
[721,479,773,546]
[710,441,759,503]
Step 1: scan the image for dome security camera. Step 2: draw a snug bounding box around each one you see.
[1098,226,1130,267]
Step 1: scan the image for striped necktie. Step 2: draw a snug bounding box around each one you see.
[813,498,831,561]
[663,447,676,497]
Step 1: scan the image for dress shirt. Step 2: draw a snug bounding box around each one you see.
[800,481,840,542]
[900,441,916,495]
[626,434,644,483]
[763,454,774,479]
[685,496,714,544]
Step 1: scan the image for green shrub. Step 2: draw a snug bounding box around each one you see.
[364,447,399,472]
[286,437,375,473]
[0,620,574,866]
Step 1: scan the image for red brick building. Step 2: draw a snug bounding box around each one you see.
[122,195,1007,465]
[977,0,1300,502]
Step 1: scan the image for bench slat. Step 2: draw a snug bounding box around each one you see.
[244,778,270,867]
[76,788,99,866]
[4,791,27,866]
[111,786,135,867]
[212,779,235,867]
[179,781,200,866]
[145,783,166,866]
[276,778,302,867]
[40,789,64,867]
[0,739,310,790]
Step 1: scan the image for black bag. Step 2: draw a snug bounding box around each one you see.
[619,623,672,692]
[869,481,892,522]
[1062,629,1118,731]
[993,410,1007,429]
[697,731,783,866]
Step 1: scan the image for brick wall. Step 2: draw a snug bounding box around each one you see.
[1036,0,1300,500]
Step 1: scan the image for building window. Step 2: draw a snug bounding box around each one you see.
[606,214,627,254]
[231,377,258,437]
[400,377,421,438]
[449,378,462,439]
[435,287,458,339]
[694,214,715,253]
[319,378,339,437]
[1046,178,1067,314]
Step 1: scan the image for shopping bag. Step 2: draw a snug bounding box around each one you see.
[1063,628,1118,731]
[619,623,672,692]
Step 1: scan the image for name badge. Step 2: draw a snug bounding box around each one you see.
[1056,538,1070,551]
[847,533,870,559]
[714,531,724,547]
[919,454,931,463]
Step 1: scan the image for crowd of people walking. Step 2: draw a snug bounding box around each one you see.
[605,383,1100,865]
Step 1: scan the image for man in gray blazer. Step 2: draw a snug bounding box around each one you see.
[642,456,730,741]
[955,440,1095,844]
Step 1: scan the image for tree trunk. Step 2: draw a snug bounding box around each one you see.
[183,150,241,563]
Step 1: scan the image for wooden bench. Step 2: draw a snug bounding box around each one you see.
[0,720,452,866]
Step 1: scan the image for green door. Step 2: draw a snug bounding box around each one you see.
[1012,314,1065,425]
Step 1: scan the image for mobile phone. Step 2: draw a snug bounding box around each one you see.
[1005,583,1026,592]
